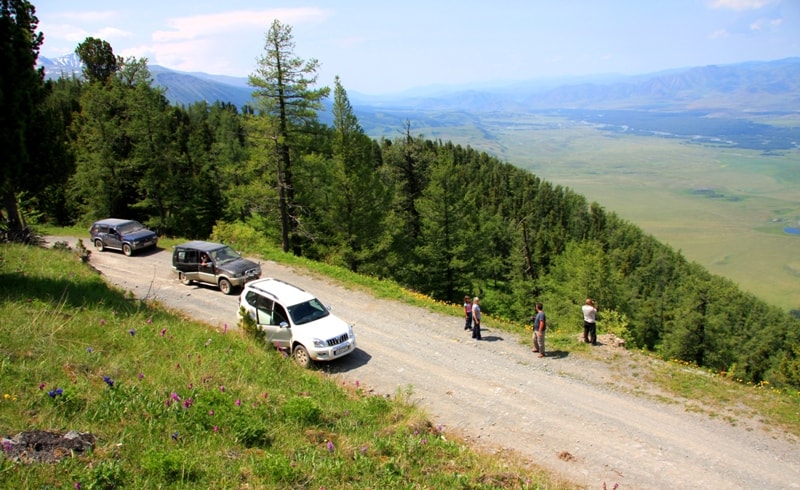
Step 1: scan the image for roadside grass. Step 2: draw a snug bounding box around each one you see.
[0,243,569,489]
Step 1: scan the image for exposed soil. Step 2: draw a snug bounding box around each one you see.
[29,237,800,488]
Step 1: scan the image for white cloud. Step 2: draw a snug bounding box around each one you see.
[750,17,784,30]
[709,28,730,39]
[709,0,779,11]
[153,8,329,42]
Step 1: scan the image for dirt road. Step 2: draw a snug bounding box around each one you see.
[49,237,800,489]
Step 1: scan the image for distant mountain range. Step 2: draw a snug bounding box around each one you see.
[38,54,800,119]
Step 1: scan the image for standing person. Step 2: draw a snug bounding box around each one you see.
[582,298,597,345]
[463,295,473,331]
[532,302,546,357]
[471,297,482,340]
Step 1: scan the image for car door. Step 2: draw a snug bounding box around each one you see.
[250,294,292,348]
[105,226,123,250]
[175,248,201,282]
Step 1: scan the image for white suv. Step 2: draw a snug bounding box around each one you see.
[238,278,356,367]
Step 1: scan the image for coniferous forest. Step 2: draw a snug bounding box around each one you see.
[3,2,800,389]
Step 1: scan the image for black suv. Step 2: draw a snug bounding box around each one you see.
[89,219,158,256]
[172,241,262,295]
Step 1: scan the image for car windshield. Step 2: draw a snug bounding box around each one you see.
[210,245,241,265]
[117,221,144,234]
[287,298,330,325]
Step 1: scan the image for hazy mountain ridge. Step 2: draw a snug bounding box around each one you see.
[38,55,800,113]
[37,55,799,149]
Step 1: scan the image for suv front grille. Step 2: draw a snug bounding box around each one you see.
[326,333,349,347]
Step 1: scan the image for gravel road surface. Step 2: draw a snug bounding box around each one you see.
[47,237,800,489]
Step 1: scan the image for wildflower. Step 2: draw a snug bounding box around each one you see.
[138,373,144,380]
[213,426,219,432]
[222,323,228,334]
[355,380,360,388]
[235,399,241,406]
[171,431,179,441]
[360,445,368,454]
[146,317,153,324]
[102,376,114,387]
[74,483,81,490]
[188,383,193,390]
[326,440,335,453]
[421,438,428,445]
[48,388,62,398]
[160,328,167,336]
[183,398,194,409]
[99,319,106,326]
[208,410,214,416]
[170,392,181,402]
[219,385,225,393]
[39,383,45,390]
[129,328,136,336]
[87,347,93,353]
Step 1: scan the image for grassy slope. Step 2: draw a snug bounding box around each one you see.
[0,243,563,489]
[401,116,800,311]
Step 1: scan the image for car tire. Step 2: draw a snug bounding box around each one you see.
[219,278,233,295]
[122,243,133,256]
[293,344,312,368]
[94,239,105,252]
[178,272,192,285]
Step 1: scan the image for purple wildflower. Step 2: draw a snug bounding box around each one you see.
[129,328,136,336]
[326,440,335,453]
[235,399,241,406]
[160,328,166,336]
[219,385,225,392]
[102,376,114,387]
[171,431,179,441]
[87,347,93,353]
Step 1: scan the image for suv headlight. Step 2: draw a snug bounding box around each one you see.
[312,338,326,348]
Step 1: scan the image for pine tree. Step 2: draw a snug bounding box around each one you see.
[249,20,329,254]
[0,0,45,237]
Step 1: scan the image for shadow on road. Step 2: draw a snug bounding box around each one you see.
[319,348,372,373]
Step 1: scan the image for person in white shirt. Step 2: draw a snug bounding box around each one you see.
[581,298,597,345]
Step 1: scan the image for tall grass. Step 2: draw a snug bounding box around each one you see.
[0,243,566,489]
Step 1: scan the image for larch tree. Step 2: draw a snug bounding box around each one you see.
[248,19,329,254]
[0,0,44,239]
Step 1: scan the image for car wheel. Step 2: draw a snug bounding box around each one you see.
[293,345,312,368]
[122,243,133,256]
[94,239,105,252]
[178,272,192,285]
[219,278,233,295]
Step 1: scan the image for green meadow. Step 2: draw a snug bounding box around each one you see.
[401,113,800,312]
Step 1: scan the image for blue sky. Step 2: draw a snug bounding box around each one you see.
[35,0,800,94]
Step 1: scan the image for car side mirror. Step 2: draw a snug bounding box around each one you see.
[279,321,289,329]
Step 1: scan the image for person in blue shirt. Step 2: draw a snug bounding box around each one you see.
[532,302,546,357]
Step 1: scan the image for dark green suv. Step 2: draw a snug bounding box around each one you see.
[172,241,261,294]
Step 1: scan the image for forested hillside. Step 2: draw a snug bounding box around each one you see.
[3,6,799,390]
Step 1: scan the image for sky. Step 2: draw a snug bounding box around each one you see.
[34,0,800,95]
